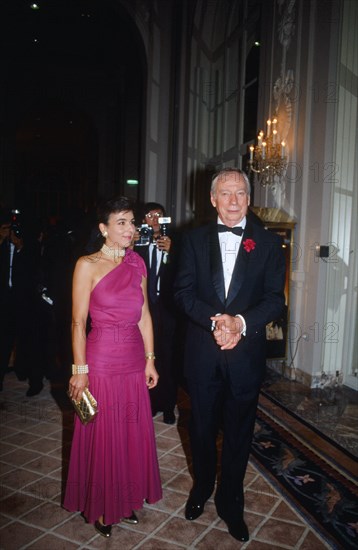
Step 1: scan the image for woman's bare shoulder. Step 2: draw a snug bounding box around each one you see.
[75,252,103,273]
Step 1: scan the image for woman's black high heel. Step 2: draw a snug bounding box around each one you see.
[122,511,139,524]
[95,520,112,537]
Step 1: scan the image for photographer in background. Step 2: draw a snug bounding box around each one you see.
[0,218,44,395]
[0,209,13,391]
[134,202,178,424]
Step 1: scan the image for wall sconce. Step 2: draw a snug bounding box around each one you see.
[247,117,288,187]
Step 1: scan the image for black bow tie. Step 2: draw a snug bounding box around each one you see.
[217,225,244,236]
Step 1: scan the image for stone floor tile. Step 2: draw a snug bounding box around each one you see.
[54,513,99,544]
[90,524,146,548]
[155,516,207,546]
[23,475,62,500]
[25,436,62,454]
[0,448,42,468]
[271,500,306,523]
[155,435,182,453]
[255,518,306,546]
[136,538,185,549]
[0,520,43,549]
[3,431,39,447]
[150,488,187,514]
[26,533,80,549]
[122,507,170,534]
[24,453,62,475]
[299,529,333,549]
[0,442,17,457]
[195,526,244,548]
[0,485,14,501]
[0,513,13,527]
[245,489,280,515]
[0,492,43,518]
[21,500,71,528]
[165,472,193,493]
[0,468,41,492]
[158,453,189,471]
[158,468,179,485]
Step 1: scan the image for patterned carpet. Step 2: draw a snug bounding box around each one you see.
[253,395,358,550]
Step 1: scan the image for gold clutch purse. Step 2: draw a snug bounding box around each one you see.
[67,388,98,425]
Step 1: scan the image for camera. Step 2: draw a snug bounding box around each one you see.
[38,285,54,306]
[10,209,23,238]
[136,224,154,246]
[10,223,22,238]
[158,216,171,237]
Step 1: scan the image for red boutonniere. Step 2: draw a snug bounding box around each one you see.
[243,238,256,252]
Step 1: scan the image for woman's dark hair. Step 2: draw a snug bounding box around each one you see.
[97,196,134,225]
[144,202,166,216]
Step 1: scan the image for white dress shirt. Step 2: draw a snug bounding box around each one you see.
[149,242,170,295]
[8,242,15,288]
[216,216,247,335]
[217,217,246,297]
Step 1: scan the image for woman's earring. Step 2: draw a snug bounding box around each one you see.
[102,230,108,238]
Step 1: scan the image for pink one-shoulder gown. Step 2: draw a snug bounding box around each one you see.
[63,249,162,525]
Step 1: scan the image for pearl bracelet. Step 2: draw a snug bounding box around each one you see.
[72,364,89,375]
[145,352,156,360]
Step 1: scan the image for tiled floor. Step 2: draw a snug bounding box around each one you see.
[0,371,348,549]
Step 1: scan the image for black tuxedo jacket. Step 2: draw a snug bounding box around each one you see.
[174,219,286,395]
[0,239,11,304]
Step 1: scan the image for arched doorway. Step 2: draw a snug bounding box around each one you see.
[0,0,146,219]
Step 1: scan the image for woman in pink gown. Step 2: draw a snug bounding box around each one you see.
[64,196,162,538]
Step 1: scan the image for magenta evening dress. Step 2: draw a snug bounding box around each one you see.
[63,249,162,525]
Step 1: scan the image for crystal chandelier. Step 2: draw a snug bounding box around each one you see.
[247,118,288,187]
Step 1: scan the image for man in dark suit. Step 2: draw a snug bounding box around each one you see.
[174,168,286,542]
[0,220,44,395]
[134,202,177,424]
[0,210,13,391]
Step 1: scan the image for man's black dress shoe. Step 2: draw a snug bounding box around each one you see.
[226,517,249,542]
[185,497,206,520]
[163,410,176,424]
[215,494,249,541]
[94,520,112,537]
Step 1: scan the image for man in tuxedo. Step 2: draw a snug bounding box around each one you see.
[134,202,178,424]
[0,220,43,395]
[0,210,13,391]
[174,168,286,542]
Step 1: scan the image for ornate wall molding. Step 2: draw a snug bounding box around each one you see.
[273,0,296,142]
